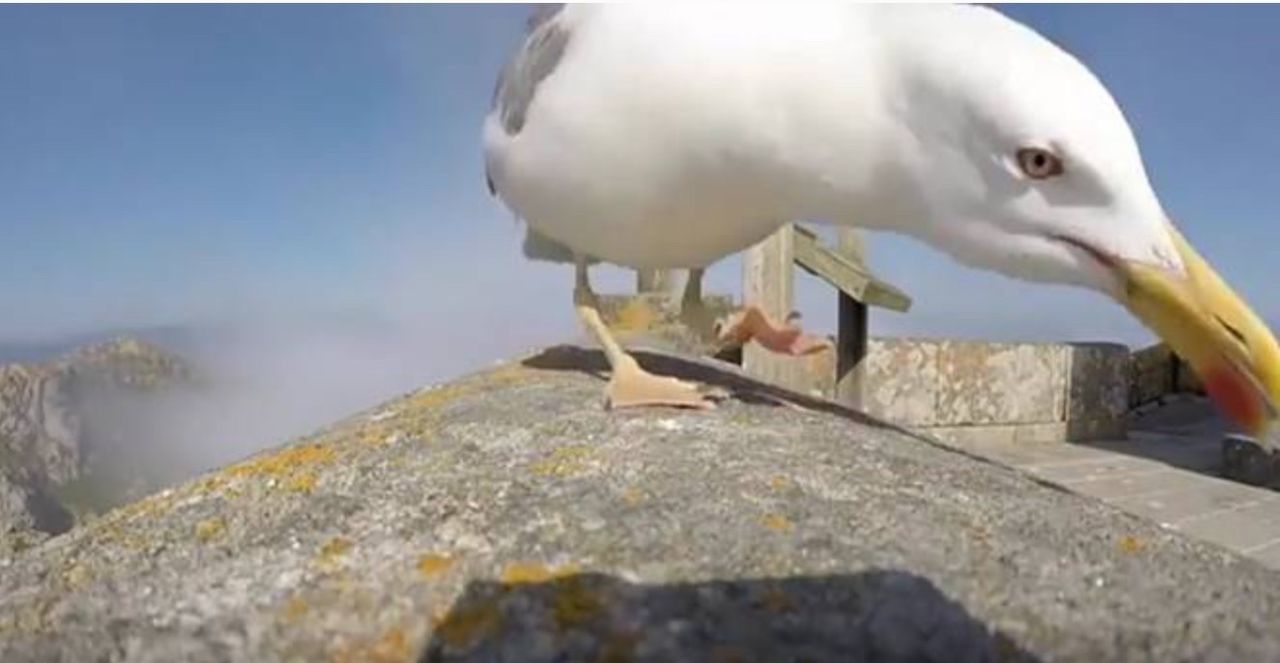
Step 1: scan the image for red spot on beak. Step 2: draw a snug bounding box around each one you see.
[1203,364,1266,434]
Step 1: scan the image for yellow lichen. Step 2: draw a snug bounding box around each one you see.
[610,299,659,332]
[551,576,603,631]
[227,442,337,481]
[433,601,503,650]
[1118,535,1145,554]
[761,513,792,532]
[195,517,227,543]
[286,471,318,494]
[769,475,791,491]
[316,536,354,570]
[499,561,580,585]
[529,446,593,478]
[417,553,454,580]
[195,475,229,494]
[62,564,90,588]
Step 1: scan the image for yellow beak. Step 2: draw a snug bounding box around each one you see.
[1121,223,1280,436]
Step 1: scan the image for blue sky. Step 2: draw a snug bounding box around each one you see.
[3,4,1279,357]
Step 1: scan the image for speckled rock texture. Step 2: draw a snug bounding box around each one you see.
[2,345,1280,662]
[1222,433,1280,489]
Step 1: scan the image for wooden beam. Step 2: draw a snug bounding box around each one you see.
[789,225,912,312]
[742,225,803,388]
[835,228,869,408]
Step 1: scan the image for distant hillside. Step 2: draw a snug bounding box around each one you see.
[0,325,209,365]
[0,337,192,543]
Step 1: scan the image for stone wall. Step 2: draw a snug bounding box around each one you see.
[594,292,1170,446]
[860,339,1130,445]
[1128,343,1203,409]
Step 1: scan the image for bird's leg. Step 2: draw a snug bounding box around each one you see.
[677,268,719,341]
[714,306,832,356]
[574,260,717,410]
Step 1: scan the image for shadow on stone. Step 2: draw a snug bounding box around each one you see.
[422,569,1037,662]
[521,344,903,434]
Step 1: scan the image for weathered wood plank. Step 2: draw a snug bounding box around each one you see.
[790,225,912,312]
[836,228,869,408]
[635,269,675,294]
[742,225,806,389]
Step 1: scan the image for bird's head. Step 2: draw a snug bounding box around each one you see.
[884,6,1280,436]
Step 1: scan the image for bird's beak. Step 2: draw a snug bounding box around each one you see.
[1119,222,1280,436]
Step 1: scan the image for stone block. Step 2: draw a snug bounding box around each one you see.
[933,341,1066,426]
[1222,434,1280,490]
[862,338,939,425]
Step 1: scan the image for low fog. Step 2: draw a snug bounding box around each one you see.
[51,222,1182,502]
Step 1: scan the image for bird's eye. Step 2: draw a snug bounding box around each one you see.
[1016,148,1064,180]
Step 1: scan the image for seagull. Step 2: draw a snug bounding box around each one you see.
[482,3,1279,436]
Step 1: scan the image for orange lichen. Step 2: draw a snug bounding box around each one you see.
[417,553,454,580]
[195,517,227,543]
[227,442,337,480]
[330,624,414,663]
[280,596,309,624]
[368,626,411,662]
[529,446,593,478]
[621,487,645,506]
[761,513,792,532]
[433,601,503,650]
[406,365,531,413]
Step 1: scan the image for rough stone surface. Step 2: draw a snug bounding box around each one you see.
[1129,343,1204,409]
[935,341,1066,426]
[0,468,70,558]
[4,346,1280,662]
[863,339,939,425]
[1066,343,1130,441]
[1222,434,1280,489]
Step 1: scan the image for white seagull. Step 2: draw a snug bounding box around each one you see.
[482,3,1279,436]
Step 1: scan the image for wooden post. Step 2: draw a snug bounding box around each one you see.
[742,225,800,387]
[835,228,869,408]
[635,269,675,294]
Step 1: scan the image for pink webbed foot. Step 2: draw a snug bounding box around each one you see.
[714,306,833,356]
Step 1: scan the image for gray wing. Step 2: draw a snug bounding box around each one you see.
[489,5,593,265]
[491,4,571,138]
